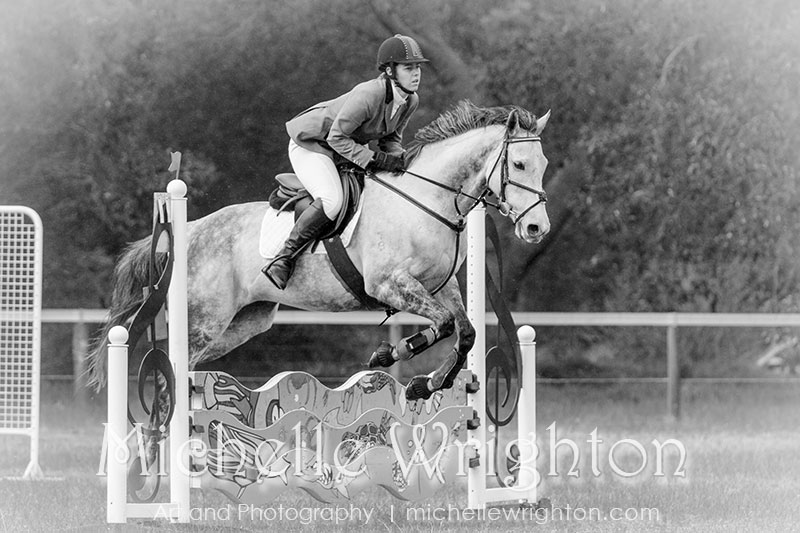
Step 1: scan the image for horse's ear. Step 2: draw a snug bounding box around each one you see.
[535,109,551,135]
[506,109,519,134]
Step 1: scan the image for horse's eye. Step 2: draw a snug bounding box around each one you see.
[513,161,525,171]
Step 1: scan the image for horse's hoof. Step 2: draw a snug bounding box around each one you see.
[368,341,396,368]
[405,375,433,401]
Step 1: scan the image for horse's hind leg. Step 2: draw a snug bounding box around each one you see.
[367,273,475,400]
[190,301,279,366]
[145,302,278,477]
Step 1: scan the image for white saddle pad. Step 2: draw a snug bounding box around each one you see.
[259,200,364,259]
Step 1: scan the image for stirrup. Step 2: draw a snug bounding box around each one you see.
[262,255,293,290]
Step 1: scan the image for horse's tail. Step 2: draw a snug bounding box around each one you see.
[86,236,154,391]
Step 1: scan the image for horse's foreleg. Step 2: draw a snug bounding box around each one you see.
[370,327,440,366]
[433,279,475,391]
[368,271,454,367]
[366,273,472,400]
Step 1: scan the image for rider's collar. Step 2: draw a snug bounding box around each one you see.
[391,81,410,104]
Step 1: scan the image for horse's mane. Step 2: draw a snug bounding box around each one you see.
[405,100,538,165]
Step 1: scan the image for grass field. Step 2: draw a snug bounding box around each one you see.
[1,381,798,532]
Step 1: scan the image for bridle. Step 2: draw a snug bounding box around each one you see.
[366,121,548,295]
[485,136,548,224]
[368,129,548,232]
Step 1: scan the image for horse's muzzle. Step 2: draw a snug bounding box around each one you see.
[516,218,550,244]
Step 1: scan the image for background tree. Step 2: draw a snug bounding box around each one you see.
[1,0,797,376]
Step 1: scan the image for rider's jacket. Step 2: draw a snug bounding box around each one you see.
[286,75,418,169]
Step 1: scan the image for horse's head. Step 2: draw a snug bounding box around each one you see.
[486,109,551,244]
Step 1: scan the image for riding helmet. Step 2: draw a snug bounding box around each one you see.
[376,34,430,70]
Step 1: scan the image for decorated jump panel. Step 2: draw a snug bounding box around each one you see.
[190,405,471,504]
[190,369,474,429]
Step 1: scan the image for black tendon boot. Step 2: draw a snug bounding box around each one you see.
[262,200,333,290]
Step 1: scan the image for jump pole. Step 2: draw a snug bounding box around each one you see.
[465,206,538,509]
[466,206,487,509]
[106,326,128,523]
[166,180,191,522]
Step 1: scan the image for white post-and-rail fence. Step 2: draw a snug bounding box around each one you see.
[105,182,540,522]
[0,206,44,479]
[46,308,800,421]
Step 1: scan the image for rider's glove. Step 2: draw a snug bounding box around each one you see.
[369,151,405,173]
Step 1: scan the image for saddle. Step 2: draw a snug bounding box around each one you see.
[267,165,388,311]
[268,164,365,240]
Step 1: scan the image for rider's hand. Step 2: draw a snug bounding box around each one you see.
[369,151,405,173]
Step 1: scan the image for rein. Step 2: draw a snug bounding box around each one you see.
[366,132,547,297]
[367,172,468,232]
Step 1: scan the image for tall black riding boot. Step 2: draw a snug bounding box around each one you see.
[262,200,333,290]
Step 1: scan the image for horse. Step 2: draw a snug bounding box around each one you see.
[88,100,550,402]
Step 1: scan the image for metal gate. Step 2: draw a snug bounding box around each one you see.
[0,206,43,479]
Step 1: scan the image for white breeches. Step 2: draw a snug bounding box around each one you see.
[288,139,343,219]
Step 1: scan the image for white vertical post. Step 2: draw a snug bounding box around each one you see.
[25,207,43,480]
[516,326,537,505]
[167,179,191,523]
[466,207,486,510]
[666,322,680,420]
[72,321,89,404]
[107,326,129,524]
[389,323,402,380]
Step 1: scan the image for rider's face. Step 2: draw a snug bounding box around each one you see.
[393,63,422,93]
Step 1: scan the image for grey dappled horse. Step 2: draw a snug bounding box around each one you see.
[88,100,550,401]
